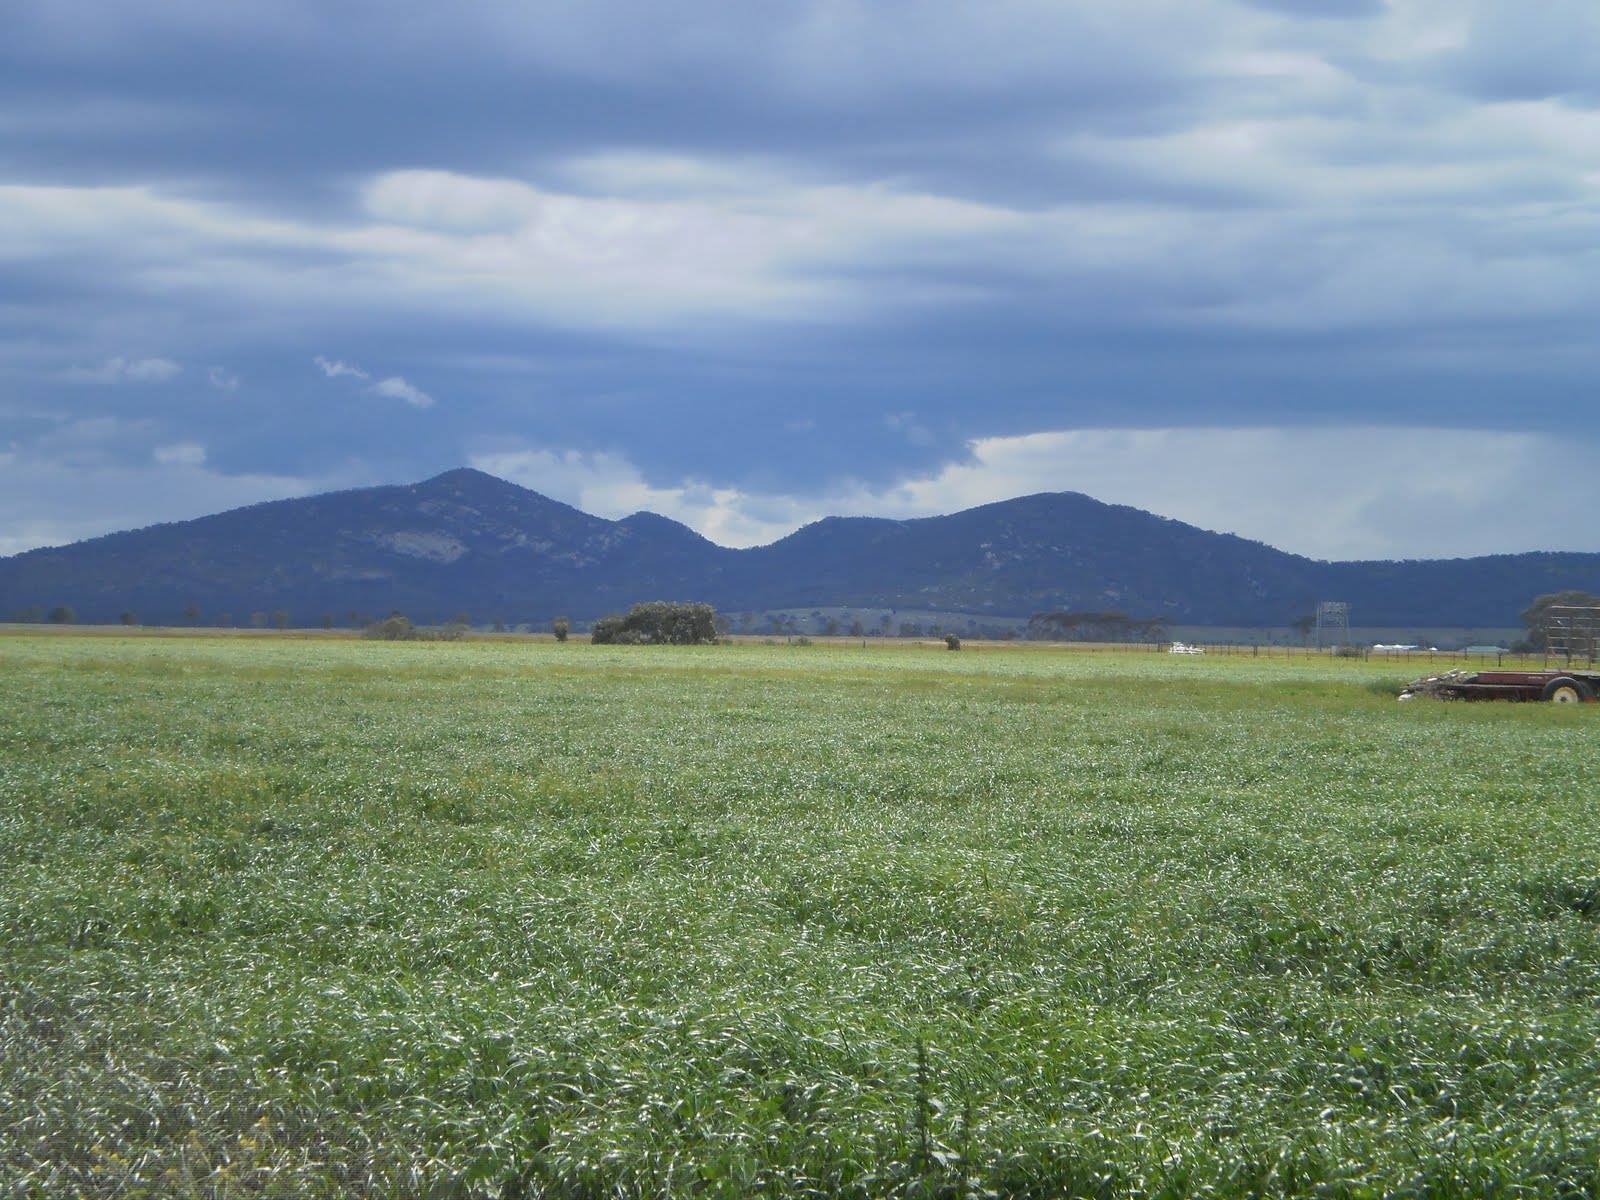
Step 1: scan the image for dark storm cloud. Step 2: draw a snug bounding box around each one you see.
[0,2,1207,208]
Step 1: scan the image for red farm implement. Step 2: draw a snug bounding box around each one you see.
[1399,669,1600,703]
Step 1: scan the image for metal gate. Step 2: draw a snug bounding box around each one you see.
[1544,605,1600,664]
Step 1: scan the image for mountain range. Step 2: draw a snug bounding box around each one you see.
[2,467,1597,628]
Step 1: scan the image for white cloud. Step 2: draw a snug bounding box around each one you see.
[314,354,432,409]
[477,426,1600,560]
[153,441,206,466]
[371,375,434,409]
[206,365,239,391]
[0,170,1020,336]
[471,447,788,548]
[313,355,369,380]
[61,355,182,384]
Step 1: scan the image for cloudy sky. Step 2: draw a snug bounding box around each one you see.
[4,0,1598,560]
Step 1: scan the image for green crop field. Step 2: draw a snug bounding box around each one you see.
[3,633,1598,1198]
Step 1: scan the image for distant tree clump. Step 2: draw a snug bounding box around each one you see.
[551,616,570,642]
[119,611,137,626]
[362,611,466,642]
[320,613,335,630]
[249,612,268,629]
[47,605,75,625]
[270,610,290,630]
[590,601,719,646]
[1027,611,1169,643]
[945,633,962,651]
[365,612,417,641]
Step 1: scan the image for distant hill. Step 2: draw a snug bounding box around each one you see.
[2,467,1597,627]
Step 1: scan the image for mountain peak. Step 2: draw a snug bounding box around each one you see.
[419,467,507,490]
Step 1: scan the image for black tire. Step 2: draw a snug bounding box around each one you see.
[1541,676,1594,704]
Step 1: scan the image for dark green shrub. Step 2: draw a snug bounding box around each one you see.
[945,634,962,650]
[589,602,719,646]
[364,613,417,641]
[363,612,464,641]
[552,616,570,642]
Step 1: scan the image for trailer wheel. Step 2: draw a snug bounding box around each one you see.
[1542,677,1594,704]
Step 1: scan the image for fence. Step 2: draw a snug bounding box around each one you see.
[872,637,1542,666]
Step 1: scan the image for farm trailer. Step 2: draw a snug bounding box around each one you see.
[1399,669,1600,703]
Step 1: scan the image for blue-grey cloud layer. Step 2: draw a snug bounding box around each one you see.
[3,0,1599,558]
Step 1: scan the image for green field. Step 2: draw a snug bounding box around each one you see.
[3,634,1599,1198]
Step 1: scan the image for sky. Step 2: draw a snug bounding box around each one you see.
[3,0,1599,561]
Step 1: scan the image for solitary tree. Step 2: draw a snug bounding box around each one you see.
[250,612,268,628]
[320,613,334,630]
[551,616,570,642]
[47,605,75,625]
[119,611,136,626]
[270,610,290,630]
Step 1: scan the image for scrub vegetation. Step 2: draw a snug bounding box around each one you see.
[2,634,1598,1197]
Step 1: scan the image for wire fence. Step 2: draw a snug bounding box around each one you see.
[862,637,1572,667]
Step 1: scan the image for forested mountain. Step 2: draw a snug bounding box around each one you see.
[2,467,1595,627]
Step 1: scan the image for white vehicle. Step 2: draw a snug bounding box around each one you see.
[1169,641,1205,655]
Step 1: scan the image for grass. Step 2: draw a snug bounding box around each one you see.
[1,634,1598,1197]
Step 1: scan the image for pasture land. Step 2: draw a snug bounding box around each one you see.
[2,634,1598,1197]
